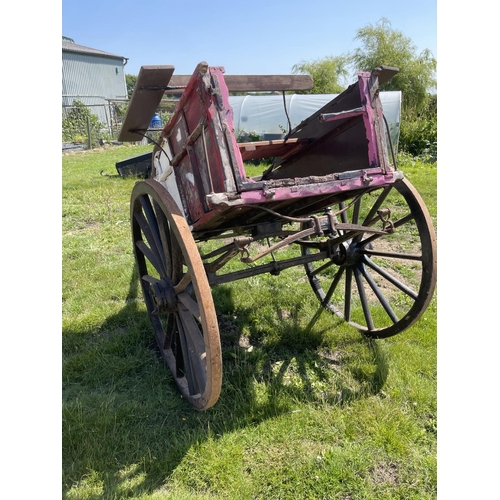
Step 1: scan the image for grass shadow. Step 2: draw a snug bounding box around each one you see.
[63,266,390,499]
[213,283,389,411]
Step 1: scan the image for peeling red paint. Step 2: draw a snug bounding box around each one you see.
[158,62,398,231]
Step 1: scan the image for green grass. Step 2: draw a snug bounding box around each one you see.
[63,145,437,499]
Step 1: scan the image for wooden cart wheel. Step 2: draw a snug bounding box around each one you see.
[130,180,222,410]
[302,178,436,339]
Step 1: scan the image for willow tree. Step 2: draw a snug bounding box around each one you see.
[350,18,436,112]
[291,56,350,94]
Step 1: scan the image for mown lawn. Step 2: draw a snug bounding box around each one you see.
[62,145,437,499]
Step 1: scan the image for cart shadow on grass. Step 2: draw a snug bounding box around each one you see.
[121,260,391,413]
[62,262,389,498]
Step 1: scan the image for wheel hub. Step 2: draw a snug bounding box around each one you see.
[149,277,177,313]
[330,240,367,267]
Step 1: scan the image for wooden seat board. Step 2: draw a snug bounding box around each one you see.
[167,74,313,93]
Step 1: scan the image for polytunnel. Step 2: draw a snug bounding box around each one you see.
[228,91,402,153]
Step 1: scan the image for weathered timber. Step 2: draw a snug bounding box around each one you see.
[118,65,314,142]
[118,65,175,142]
[168,74,313,93]
[237,138,310,161]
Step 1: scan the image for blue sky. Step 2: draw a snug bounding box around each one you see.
[62,0,437,78]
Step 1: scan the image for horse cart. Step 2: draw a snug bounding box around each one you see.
[118,62,437,410]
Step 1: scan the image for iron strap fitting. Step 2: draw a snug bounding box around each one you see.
[234,236,253,262]
[310,215,324,236]
[201,237,252,274]
[240,225,318,264]
[377,208,395,233]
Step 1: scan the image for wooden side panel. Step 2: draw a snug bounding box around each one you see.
[159,62,243,225]
[176,153,204,223]
[191,129,214,201]
[182,89,205,133]
[169,112,190,157]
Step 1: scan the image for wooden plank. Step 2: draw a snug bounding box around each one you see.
[118,66,314,141]
[167,74,313,93]
[118,65,175,142]
[374,65,399,85]
[237,138,309,161]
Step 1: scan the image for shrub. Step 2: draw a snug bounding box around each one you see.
[62,100,105,149]
[399,94,437,161]
[236,130,263,143]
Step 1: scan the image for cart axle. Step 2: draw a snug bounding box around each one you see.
[142,275,177,314]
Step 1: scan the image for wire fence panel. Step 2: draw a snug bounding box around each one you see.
[62,98,127,149]
[62,98,177,150]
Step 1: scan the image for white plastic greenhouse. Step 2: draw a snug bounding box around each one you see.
[229,91,402,152]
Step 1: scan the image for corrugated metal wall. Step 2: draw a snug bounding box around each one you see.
[62,51,128,126]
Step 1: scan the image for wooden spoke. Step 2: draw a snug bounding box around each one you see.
[131,179,222,410]
[302,178,436,338]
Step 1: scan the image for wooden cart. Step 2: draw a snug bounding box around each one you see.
[119,62,437,410]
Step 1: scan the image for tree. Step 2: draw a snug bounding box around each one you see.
[126,74,137,98]
[350,18,436,112]
[291,56,349,94]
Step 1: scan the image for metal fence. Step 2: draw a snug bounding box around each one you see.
[62,97,128,150]
[61,97,178,151]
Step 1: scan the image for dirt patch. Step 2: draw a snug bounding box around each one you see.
[370,462,399,485]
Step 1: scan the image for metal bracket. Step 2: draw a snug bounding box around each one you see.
[240,223,319,264]
[377,208,394,233]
